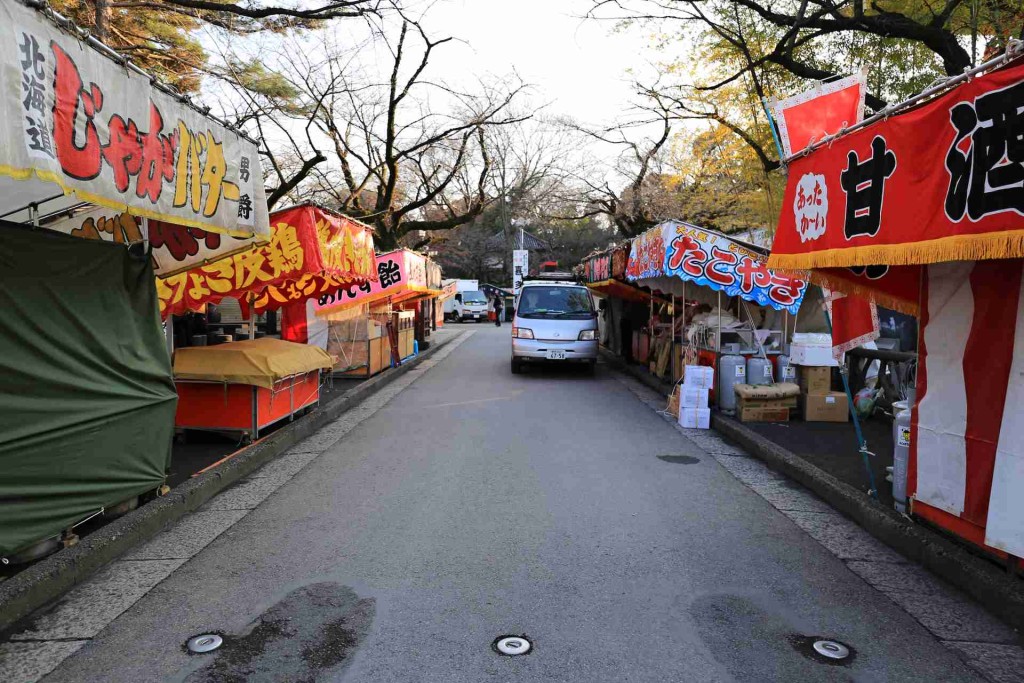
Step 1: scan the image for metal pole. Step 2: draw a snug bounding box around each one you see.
[671,294,676,381]
[248,293,256,340]
[821,291,879,500]
[716,290,722,352]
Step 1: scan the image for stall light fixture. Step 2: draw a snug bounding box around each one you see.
[513,327,534,339]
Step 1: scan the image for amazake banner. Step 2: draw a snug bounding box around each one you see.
[0,2,269,238]
[769,57,1024,271]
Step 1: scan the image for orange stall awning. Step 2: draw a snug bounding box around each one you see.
[157,204,376,318]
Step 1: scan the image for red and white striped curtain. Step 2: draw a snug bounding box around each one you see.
[912,260,1024,557]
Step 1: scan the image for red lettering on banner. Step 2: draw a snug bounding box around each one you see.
[705,247,738,286]
[667,235,698,271]
[768,274,806,307]
[52,43,102,180]
[50,43,240,215]
[736,257,773,293]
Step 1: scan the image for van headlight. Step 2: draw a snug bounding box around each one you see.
[578,329,596,341]
[513,327,534,339]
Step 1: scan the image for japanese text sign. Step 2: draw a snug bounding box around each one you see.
[156,205,375,317]
[583,252,612,283]
[625,229,666,280]
[769,58,1024,271]
[663,221,809,314]
[46,206,258,276]
[313,249,420,313]
[1,2,268,238]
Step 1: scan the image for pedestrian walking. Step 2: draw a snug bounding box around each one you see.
[493,292,504,327]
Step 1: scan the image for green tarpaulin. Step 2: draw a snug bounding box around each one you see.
[0,223,177,557]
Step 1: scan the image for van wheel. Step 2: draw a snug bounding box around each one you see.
[511,357,522,374]
[585,359,597,375]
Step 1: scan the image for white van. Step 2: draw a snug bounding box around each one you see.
[511,281,598,374]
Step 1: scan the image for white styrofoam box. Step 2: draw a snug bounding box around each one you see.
[790,344,839,367]
[681,386,710,409]
[679,408,699,429]
[791,333,832,347]
[684,365,715,388]
[696,408,711,429]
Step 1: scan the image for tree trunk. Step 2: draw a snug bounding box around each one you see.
[94,0,109,41]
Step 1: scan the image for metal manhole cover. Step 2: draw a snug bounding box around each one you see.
[186,633,223,654]
[493,635,532,656]
[812,639,850,660]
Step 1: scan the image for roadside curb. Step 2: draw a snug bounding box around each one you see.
[601,348,1024,634]
[0,331,463,635]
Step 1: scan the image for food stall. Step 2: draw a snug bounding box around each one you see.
[289,249,442,377]
[582,243,668,362]
[624,221,812,393]
[0,1,269,561]
[159,203,377,437]
[766,48,1024,566]
[172,338,333,442]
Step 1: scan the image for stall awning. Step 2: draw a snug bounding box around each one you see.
[0,2,269,240]
[581,245,629,283]
[627,221,809,314]
[314,248,439,316]
[587,278,669,305]
[768,56,1024,271]
[173,338,332,389]
[156,204,376,317]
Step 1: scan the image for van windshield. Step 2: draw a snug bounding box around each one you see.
[462,291,487,304]
[517,287,595,319]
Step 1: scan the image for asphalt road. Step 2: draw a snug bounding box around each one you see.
[39,325,984,682]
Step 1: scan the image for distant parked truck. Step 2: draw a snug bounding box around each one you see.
[442,279,489,322]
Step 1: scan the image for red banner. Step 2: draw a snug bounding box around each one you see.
[769,58,1024,272]
[157,205,376,317]
[772,72,865,158]
[810,265,922,315]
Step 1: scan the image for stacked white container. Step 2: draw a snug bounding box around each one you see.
[679,365,714,429]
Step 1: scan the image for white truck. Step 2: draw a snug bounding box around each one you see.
[442,279,490,322]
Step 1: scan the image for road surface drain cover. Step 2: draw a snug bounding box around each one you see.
[493,636,531,656]
[657,455,700,465]
[813,640,850,660]
[186,634,223,654]
[789,635,855,665]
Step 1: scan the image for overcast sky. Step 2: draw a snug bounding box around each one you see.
[416,0,663,127]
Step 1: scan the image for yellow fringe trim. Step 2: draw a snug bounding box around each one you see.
[805,270,920,315]
[766,229,1024,272]
[0,163,264,240]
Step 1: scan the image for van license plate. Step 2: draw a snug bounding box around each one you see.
[546,350,566,360]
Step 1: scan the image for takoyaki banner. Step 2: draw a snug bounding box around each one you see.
[628,221,809,314]
[0,2,269,239]
[769,57,1024,271]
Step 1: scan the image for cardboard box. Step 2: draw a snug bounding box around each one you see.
[734,383,800,409]
[790,344,839,366]
[695,408,711,429]
[801,392,849,422]
[738,405,790,423]
[797,366,832,394]
[681,386,710,409]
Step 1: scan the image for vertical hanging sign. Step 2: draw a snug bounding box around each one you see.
[512,249,529,295]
